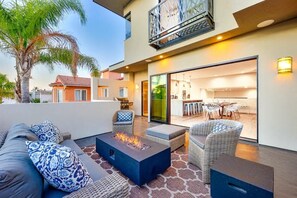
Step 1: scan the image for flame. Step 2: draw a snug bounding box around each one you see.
[115,132,142,149]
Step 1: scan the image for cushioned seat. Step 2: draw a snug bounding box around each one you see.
[78,154,108,181]
[60,139,84,156]
[146,125,186,140]
[113,121,132,125]
[146,124,186,152]
[189,135,207,149]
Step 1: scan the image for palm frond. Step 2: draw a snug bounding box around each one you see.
[26,31,80,75]
[38,48,100,76]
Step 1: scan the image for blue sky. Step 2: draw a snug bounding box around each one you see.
[0,0,125,89]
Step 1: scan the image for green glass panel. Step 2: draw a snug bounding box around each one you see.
[151,74,167,123]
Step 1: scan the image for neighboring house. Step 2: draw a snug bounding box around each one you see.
[49,75,91,103]
[93,1,297,152]
[31,89,52,103]
[51,71,132,103]
[91,69,134,102]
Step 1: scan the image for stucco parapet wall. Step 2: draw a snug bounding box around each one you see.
[0,102,120,139]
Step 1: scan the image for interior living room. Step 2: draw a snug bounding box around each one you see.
[169,59,257,141]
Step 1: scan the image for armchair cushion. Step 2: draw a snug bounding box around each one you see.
[117,111,133,122]
[114,121,133,125]
[189,135,207,149]
[30,120,63,143]
[211,123,231,133]
[26,141,93,193]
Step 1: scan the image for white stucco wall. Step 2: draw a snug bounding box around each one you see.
[0,101,120,140]
[148,19,297,151]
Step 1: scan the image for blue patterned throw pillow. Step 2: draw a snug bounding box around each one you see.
[212,123,231,133]
[117,111,133,122]
[26,141,93,192]
[31,120,63,143]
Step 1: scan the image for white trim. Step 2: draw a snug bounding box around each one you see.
[74,89,88,101]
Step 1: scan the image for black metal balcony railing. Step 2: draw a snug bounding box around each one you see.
[149,0,214,49]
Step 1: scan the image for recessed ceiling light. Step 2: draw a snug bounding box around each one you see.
[217,36,223,40]
[125,66,129,69]
[159,55,163,58]
[145,59,152,62]
[257,19,275,28]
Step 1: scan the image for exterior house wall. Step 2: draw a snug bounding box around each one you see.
[64,87,91,102]
[119,0,262,69]
[148,19,297,151]
[0,102,120,139]
[91,77,134,102]
[101,70,122,80]
[52,86,91,102]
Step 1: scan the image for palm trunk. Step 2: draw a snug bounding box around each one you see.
[21,76,30,103]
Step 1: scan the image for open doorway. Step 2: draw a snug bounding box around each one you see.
[170,58,258,141]
[142,80,148,117]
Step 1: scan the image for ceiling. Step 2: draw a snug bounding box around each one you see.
[171,59,257,81]
[93,0,131,17]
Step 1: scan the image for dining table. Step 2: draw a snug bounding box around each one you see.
[216,102,236,118]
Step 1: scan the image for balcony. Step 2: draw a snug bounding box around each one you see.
[149,0,214,49]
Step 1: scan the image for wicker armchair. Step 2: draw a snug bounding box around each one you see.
[112,110,135,134]
[188,120,243,183]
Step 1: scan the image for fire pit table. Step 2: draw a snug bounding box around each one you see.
[96,132,171,186]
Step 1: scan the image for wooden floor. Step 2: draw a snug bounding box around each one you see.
[134,116,297,198]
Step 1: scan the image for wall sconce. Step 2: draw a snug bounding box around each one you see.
[135,84,139,90]
[277,57,293,73]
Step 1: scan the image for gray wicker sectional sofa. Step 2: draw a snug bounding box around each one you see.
[0,123,129,198]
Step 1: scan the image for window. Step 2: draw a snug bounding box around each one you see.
[125,12,131,39]
[75,90,87,101]
[57,89,63,103]
[119,87,128,98]
[102,88,109,97]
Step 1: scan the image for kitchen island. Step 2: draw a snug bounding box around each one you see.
[171,99,203,116]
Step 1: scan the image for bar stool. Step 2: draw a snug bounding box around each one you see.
[197,102,203,114]
[184,103,189,116]
[188,103,193,116]
[193,102,199,115]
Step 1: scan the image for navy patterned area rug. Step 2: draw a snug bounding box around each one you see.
[82,145,210,198]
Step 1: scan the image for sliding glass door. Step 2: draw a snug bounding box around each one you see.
[150,74,168,123]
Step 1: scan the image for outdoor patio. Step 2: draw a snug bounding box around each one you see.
[75,116,297,198]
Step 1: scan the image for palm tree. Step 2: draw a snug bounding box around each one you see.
[0,0,99,103]
[0,73,15,104]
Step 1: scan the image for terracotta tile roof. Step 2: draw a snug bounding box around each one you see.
[49,75,90,87]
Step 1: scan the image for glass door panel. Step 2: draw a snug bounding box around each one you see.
[151,74,168,123]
